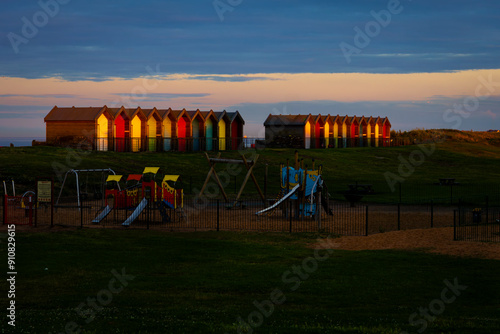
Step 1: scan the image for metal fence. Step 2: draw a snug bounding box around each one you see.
[454,199,500,242]
[6,194,465,237]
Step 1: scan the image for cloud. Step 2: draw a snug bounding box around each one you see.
[182,75,282,82]
[1,0,499,80]
[111,93,211,101]
[0,94,81,99]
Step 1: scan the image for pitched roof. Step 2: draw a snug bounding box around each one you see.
[107,107,127,119]
[226,111,245,124]
[143,108,161,121]
[44,106,108,122]
[263,114,311,126]
[124,107,145,120]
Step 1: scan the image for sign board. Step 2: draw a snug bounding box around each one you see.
[37,180,52,203]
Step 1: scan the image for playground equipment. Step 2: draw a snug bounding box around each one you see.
[56,169,117,208]
[256,152,333,218]
[199,152,265,207]
[92,167,185,226]
[2,180,39,226]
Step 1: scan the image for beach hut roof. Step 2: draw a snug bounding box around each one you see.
[44,105,108,122]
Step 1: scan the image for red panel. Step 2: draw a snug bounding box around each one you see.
[115,114,126,152]
[231,120,239,150]
[178,117,187,151]
[315,122,320,148]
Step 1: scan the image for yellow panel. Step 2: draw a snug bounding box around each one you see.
[218,118,226,150]
[148,118,156,137]
[97,114,108,137]
[375,124,379,138]
[163,118,171,137]
[131,116,141,137]
[324,123,329,147]
[131,116,142,152]
[106,175,122,182]
[143,167,160,174]
[305,121,311,137]
[163,175,180,183]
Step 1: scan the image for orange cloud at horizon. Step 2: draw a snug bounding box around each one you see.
[0,69,499,109]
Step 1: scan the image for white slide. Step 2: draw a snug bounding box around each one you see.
[256,184,300,215]
[92,205,112,224]
[122,198,148,226]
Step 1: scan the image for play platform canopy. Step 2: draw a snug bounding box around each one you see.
[143,167,160,175]
[106,175,123,182]
[163,175,180,183]
[127,174,142,181]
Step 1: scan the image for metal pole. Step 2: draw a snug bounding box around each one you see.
[485,195,489,224]
[217,199,220,232]
[365,205,369,236]
[289,198,292,233]
[453,209,457,241]
[80,198,83,228]
[431,200,434,228]
[264,164,268,200]
[397,203,401,231]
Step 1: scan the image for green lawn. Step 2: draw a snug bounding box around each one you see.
[1,139,500,205]
[1,229,499,333]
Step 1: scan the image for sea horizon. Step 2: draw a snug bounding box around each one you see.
[0,137,46,147]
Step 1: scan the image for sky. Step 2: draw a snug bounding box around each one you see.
[0,0,499,137]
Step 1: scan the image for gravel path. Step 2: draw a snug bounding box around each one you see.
[328,227,500,260]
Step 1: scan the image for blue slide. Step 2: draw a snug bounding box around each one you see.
[255,184,300,215]
[92,205,112,224]
[122,198,148,227]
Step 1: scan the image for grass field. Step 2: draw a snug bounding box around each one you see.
[1,229,499,333]
[1,130,500,204]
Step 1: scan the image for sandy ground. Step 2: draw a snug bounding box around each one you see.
[326,227,500,260]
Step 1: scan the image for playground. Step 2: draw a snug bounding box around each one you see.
[1,142,500,333]
[3,150,499,242]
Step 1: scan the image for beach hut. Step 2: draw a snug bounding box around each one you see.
[312,115,323,149]
[157,108,176,151]
[329,115,341,148]
[124,107,146,152]
[321,115,333,148]
[365,116,374,147]
[227,111,245,150]
[171,109,191,151]
[340,115,351,148]
[200,110,217,151]
[350,116,360,147]
[44,105,113,151]
[382,117,392,146]
[143,108,162,151]
[107,107,130,152]
[357,116,367,147]
[373,117,383,147]
[214,111,231,151]
[186,110,204,151]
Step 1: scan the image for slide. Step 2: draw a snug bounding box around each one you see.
[162,200,175,209]
[256,184,300,215]
[92,205,112,224]
[122,198,148,226]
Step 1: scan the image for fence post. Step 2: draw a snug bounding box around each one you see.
[430,200,434,228]
[365,206,369,236]
[399,183,402,204]
[397,203,401,231]
[146,199,150,230]
[485,195,489,224]
[453,209,457,241]
[80,198,83,228]
[3,195,6,225]
[289,199,292,233]
[217,199,220,232]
